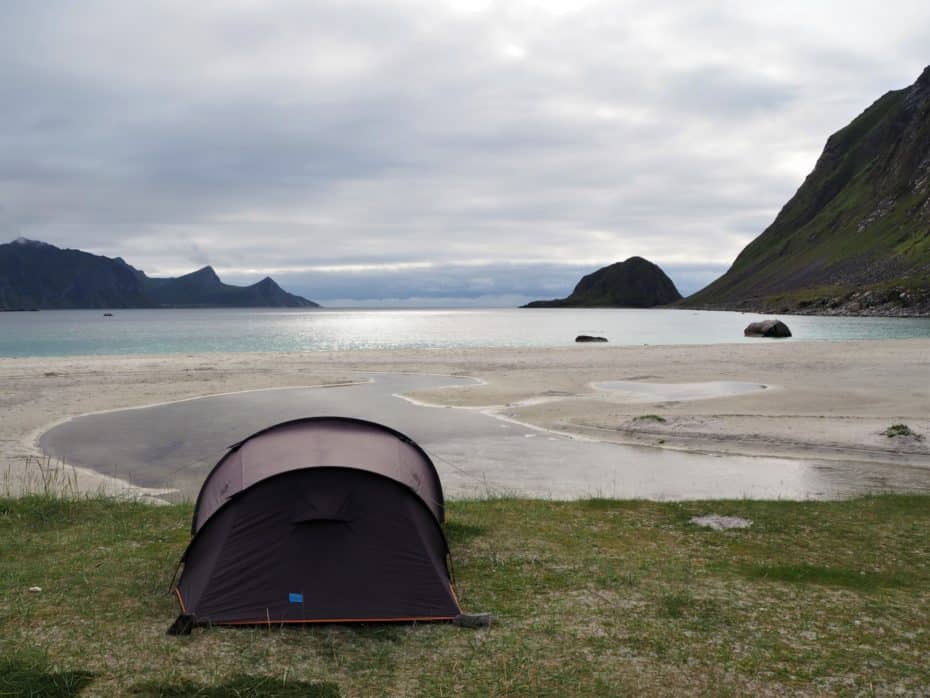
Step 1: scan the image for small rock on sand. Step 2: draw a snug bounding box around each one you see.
[690,515,752,531]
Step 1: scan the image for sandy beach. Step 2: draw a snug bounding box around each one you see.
[2,339,928,498]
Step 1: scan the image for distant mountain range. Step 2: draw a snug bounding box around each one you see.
[523,256,682,308]
[0,239,319,309]
[683,65,930,316]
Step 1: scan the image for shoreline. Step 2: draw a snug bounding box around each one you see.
[3,340,928,499]
[680,305,930,319]
[3,303,930,316]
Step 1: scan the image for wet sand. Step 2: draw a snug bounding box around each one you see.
[40,373,930,501]
[2,339,929,499]
[592,380,768,401]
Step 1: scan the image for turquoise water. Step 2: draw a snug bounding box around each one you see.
[2,308,929,357]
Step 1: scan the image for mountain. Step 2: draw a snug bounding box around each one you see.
[139,266,315,308]
[684,65,930,316]
[0,238,319,309]
[522,257,682,308]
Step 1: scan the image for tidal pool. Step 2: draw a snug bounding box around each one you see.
[40,373,930,501]
[592,380,769,402]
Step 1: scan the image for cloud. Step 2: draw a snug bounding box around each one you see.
[1,1,927,304]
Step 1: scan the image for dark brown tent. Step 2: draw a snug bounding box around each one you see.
[168,417,463,633]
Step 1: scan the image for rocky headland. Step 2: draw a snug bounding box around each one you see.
[682,65,930,317]
[523,256,682,308]
[0,238,319,309]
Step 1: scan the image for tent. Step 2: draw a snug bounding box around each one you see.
[168,416,463,633]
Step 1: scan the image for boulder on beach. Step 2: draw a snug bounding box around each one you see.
[576,335,608,343]
[744,319,791,338]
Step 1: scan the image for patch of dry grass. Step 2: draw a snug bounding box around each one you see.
[1,495,929,696]
[2,455,80,499]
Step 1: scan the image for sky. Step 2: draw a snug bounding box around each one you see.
[1,1,928,306]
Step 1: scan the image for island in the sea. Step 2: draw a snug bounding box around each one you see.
[0,238,319,309]
[522,256,682,308]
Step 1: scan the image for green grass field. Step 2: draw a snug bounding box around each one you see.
[2,495,929,696]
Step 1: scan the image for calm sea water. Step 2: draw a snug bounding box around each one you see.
[1,308,929,357]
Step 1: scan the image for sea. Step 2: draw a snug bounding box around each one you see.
[2,307,929,358]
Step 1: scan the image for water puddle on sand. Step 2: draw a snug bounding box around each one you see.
[593,380,768,402]
[39,373,930,502]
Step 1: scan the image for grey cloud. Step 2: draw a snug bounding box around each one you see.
[665,67,800,117]
[1,1,928,304]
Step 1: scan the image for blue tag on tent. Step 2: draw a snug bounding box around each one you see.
[289,592,303,604]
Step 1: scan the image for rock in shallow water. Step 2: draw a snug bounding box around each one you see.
[744,319,792,338]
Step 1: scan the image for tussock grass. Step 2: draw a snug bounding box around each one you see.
[1,495,929,696]
[884,423,922,439]
[2,455,80,499]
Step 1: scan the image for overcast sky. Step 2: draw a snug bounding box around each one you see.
[2,1,927,305]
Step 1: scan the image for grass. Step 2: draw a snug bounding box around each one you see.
[0,651,94,697]
[1,495,929,696]
[738,563,915,591]
[2,455,80,499]
[634,414,666,423]
[130,676,340,696]
[884,423,922,439]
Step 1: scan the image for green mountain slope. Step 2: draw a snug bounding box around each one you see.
[684,66,930,315]
[0,239,319,309]
[522,256,682,308]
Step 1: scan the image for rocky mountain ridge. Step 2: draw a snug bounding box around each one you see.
[0,239,319,309]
